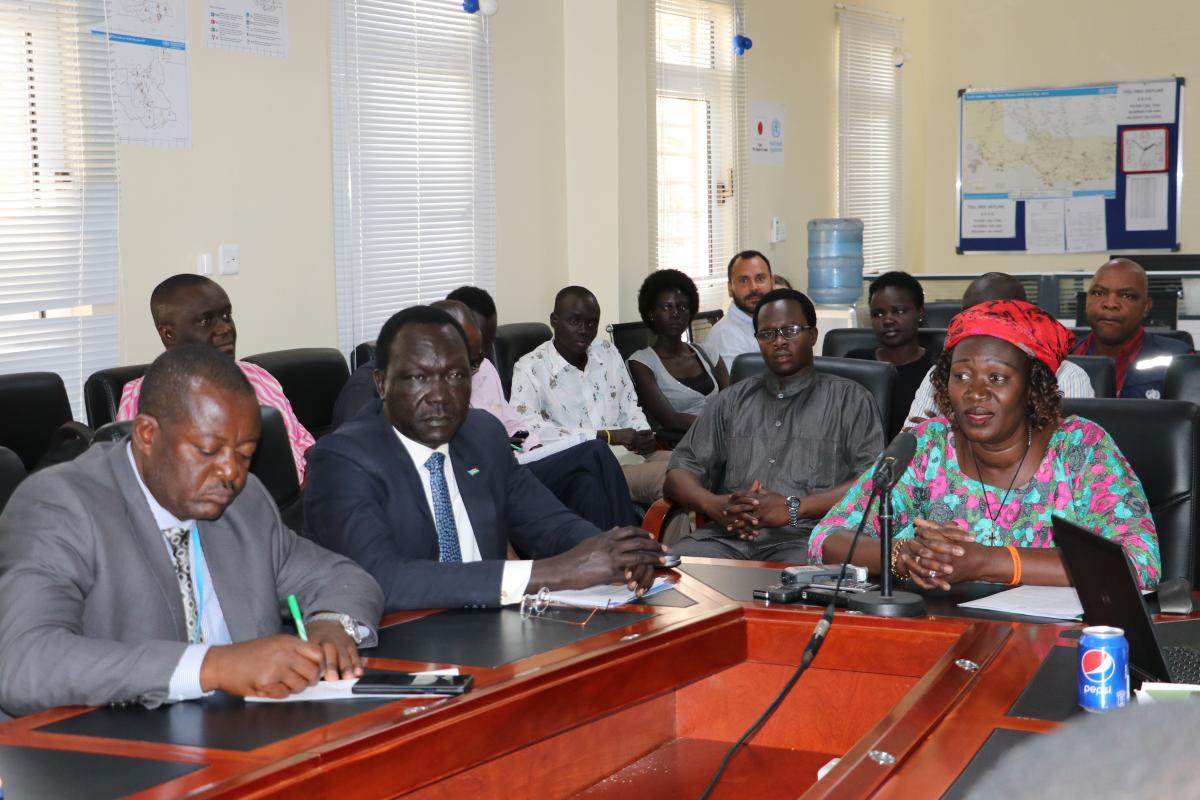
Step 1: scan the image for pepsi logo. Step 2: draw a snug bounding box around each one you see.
[1080,648,1116,684]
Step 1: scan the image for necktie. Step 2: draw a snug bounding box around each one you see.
[163,525,200,642]
[424,452,462,563]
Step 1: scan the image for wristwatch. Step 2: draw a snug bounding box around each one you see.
[785,495,801,529]
[307,612,364,645]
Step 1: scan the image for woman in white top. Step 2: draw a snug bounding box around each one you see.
[628,269,727,437]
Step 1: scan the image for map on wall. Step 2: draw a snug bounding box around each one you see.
[961,86,1117,200]
[95,0,191,147]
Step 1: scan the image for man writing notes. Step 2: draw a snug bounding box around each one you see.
[0,347,382,717]
[304,306,666,612]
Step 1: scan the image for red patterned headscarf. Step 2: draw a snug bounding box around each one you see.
[944,300,1075,373]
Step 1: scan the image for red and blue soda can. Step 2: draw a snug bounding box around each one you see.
[1078,625,1129,713]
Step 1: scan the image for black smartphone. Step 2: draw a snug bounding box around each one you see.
[752,584,804,603]
[352,672,474,695]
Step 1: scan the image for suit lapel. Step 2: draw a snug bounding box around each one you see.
[376,406,438,550]
[107,441,190,642]
[450,430,501,560]
[198,519,258,642]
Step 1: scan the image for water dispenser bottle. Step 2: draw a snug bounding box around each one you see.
[807,218,863,306]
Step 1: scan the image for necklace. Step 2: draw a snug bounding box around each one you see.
[966,423,1032,546]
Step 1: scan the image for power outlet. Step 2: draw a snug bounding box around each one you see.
[769,217,787,243]
[219,244,240,275]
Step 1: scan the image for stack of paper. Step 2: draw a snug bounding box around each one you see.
[958,586,1084,620]
[245,669,460,703]
[546,577,671,609]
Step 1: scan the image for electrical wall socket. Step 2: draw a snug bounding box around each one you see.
[219,244,240,275]
[769,217,787,243]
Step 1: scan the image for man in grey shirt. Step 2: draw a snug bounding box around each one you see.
[666,288,884,561]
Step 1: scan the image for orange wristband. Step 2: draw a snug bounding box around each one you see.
[1005,544,1022,585]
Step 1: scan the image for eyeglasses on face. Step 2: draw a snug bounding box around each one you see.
[754,323,814,342]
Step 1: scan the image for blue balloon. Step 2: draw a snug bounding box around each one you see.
[463,0,480,12]
[733,34,752,55]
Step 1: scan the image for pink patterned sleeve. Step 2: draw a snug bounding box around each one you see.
[238,362,315,485]
[114,377,144,422]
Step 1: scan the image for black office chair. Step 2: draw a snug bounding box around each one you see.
[606,322,654,362]
[1165,355,1200,405]
[688,309,724,345]
[1064,355,1116,398]
[250,406,303,532]
[1075,291,1179,330]
[351,341,376,371]
[90,421,132,444]
[84,364,149,428]
[921,301,962,328]
[1062,398,1199,583]
[0,445,26,516]
[0,372,77,471]
[242,348,350,439]
[493,322,552,399]
[1070,326,1194,351]
[728,353,895,433]
[821,327,948,360]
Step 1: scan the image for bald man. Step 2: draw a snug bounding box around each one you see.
[905,272,1094,422]
[330,299,641,529]
[510,286,671,506]
[116,274,315,484]
[1072,258,1192,399]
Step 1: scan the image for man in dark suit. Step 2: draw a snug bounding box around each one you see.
[0,346,383,717]
[304,306,666,612]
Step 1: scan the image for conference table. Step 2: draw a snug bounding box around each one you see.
[0,557,1194,799]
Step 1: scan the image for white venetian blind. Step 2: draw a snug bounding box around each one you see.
[331,0,496,355]
[0,0,119,419]
[837,5,902,276]
[651,0,746,312]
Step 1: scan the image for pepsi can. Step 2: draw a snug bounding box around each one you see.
[1077,626,1129,712]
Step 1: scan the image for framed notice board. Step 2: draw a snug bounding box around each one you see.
[957,78,1184,254]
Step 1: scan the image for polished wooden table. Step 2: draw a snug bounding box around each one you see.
[0,559,1115,799]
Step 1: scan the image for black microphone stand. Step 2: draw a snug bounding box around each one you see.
[847,467,927,618]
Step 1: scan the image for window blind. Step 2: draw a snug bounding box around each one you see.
[331,0,496,355]
[0,0,119,419]
[651,0,746,313]
[837,5,903,276]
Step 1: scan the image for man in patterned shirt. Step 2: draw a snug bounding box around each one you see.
[116,275,315,484]
[510,286,670,506]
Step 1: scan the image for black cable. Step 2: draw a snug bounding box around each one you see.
[696,486,883,800]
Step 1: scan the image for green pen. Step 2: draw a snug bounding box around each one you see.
[287,594,308,641]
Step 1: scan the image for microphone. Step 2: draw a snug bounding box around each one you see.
[873,431,917,491]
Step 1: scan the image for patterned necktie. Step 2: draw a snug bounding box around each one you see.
[424,452,462,563]
[163,525,200,643]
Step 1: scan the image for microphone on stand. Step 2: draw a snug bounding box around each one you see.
[848,431,927,618]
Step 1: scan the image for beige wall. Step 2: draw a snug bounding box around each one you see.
[921,0,1198,276]
[113,0,1200,364]
[118,0,337,364]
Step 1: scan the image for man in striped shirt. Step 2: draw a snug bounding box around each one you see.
[116,275,314,484]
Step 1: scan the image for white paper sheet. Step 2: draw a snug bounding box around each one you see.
[514,433,588,465]
[962,199,1016,239]
[245,668,459,702]
[1024,198,1066,253]
[958,586,1084,620]
[1118,81,1177,125]
[1125,172,1169,231]
[546,577,671,609]
[1066,195,1108,252]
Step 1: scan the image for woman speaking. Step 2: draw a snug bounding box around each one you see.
[810,300,1160,589]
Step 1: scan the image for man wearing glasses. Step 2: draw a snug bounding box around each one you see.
[665,288,884,561]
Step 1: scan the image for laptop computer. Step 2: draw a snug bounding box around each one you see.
[1051,515,1200,685]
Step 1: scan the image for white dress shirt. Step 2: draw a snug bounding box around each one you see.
[392,429,533,605]
[702,303,759,372]
[127,445,230,703]
[510,338,650,443]
[905,357,1097,421]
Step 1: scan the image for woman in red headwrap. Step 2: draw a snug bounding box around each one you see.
[809,300,1161,589]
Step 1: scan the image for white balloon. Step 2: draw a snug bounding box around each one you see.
[479,0,498,15]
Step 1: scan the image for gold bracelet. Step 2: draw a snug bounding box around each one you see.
[890,538,908,580]
[603,429,612,444]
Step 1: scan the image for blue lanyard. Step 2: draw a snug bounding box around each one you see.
[190,525,206,644]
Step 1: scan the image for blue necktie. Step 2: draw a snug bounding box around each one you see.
[424,452,462,563]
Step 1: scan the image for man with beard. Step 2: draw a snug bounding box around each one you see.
[703,250,774,375]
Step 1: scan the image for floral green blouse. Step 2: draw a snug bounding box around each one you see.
[809,416,1161,588]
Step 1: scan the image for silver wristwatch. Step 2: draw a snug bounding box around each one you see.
[785,495,801,529]
[307,612,364,645]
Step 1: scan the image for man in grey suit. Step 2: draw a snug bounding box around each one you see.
[0,346,384,717]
